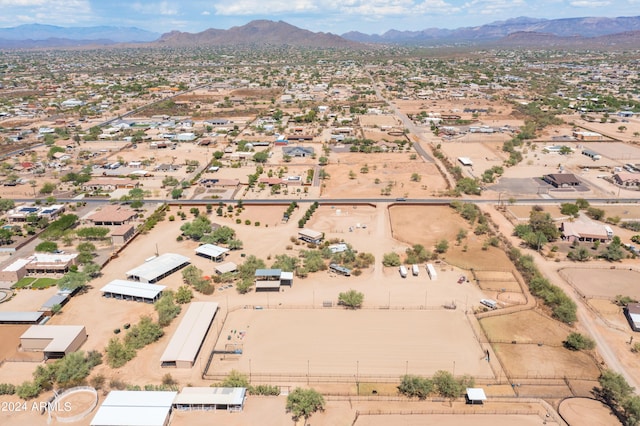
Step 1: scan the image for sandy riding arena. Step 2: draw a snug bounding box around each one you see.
[206,308,494,380]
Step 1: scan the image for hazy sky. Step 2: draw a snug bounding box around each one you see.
[1,0,639,35]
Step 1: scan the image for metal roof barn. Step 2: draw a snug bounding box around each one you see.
[100,279,166,303]
[160,302,219,368]
[0,311,44,324]
[126,253,190,283]
[90,391,177,426]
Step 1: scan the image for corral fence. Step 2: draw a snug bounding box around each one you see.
[202,370,497,384]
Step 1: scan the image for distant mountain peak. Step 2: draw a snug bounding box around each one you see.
[157,19,361,48]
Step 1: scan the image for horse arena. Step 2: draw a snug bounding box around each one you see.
[204,308,495,381]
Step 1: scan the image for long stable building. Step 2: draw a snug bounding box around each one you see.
[160,302,218,368]
[91,391,177,426]
[101,279,166,303]
[173,387,246,412]
[126,253,190,283]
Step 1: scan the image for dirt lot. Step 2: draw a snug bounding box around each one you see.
[389,205,515,271]
[208,309,494,379]
[171,397,558,426]
[480,310,572,345]
[559,397,621,426]
[322,152,446,198]
[601,204,640,221]
[559,268,640,300]
[481,310,601,380]
[439,141,507,179]
[474,271,521,292]
[492,343,601,379]
[0,325,29,361]
[507,204,568,222]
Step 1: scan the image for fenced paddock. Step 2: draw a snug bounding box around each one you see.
[204,308,494,381]
[473,270,522,294]
[560,267,640,300]
[354,413,546,426]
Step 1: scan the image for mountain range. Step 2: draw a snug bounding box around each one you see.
[341,16,640,43]
[1,16,640,49]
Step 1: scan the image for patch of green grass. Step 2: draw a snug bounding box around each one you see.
[12,277,35,289]
[31,278,58,289]
[357,382,400,396]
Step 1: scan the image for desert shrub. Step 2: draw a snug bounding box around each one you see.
[0,383,16,395]
[564,332,596,351]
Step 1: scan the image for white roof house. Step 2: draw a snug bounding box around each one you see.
[214,262,238,275]
[91,391,177,426]
[195,244,229,261]
[298,228,324,244]
[100,280,166,303]
[160,302,219,368]
[126,253,190,283]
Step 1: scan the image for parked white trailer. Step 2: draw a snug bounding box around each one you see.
[480,299,498,310]
[426,263,437,281]
[412,264,419,276]
[399,265,408,278]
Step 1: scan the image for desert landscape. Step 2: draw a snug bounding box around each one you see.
[2,20,640,426]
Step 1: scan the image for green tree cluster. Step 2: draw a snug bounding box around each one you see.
[76,226,110,240]
[286,388,325,424]
[595,370,640,426]
[155,291,182,327]
[338,289,364,309]
[398,371,474,400]
[181,265,214,294]
[563,332,596,351]
[16,351,102,399]
[298,202,319,229]
[106,317,163,368]
[41,214,78,241]
[508,248,576,323]
[382,252,401,267]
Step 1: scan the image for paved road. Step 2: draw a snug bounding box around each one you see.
[367,73,436,163]
[11,197,640,206]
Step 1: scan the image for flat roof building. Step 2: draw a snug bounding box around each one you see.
[173,387,246,412]
[298,228,324,244]
[126,253,190,283]
[0,253,78,283]
[20,325,87,358]
[255,269,293,291]
[561,222,612,243]
[91,391,177,426]
[101,280,166,303]
[195,244,229,262]
[214,262,237,275]
[39,293,70,314]
[0,311,45,324]
[160,302,219,368]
